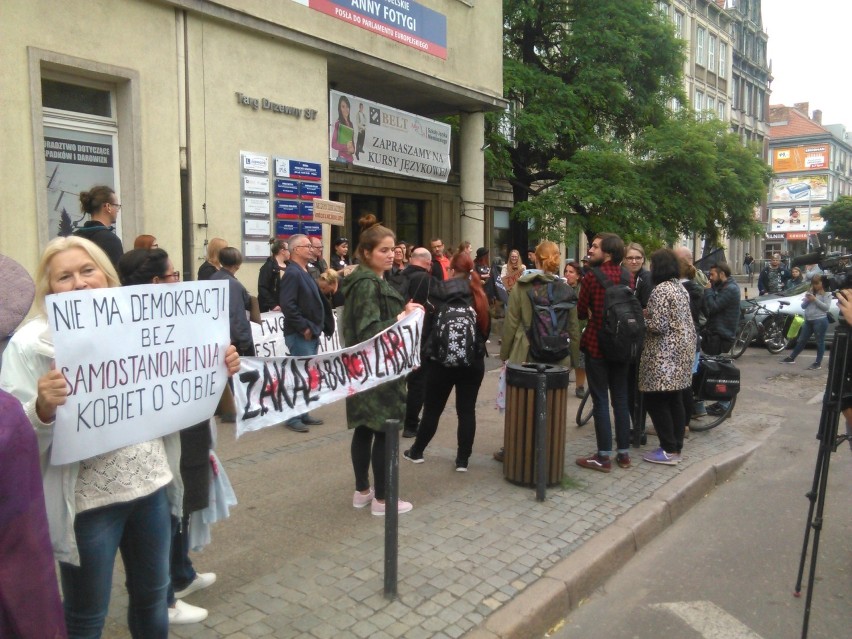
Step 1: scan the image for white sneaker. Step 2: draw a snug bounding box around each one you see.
[168,599,208,624]
[174,572,217,599]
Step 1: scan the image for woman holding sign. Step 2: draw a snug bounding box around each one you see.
[341,215,421,516]
[0,237,240,638]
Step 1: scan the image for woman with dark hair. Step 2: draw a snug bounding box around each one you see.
[639,249,696,466]
[257,239,289,312]
[341,215,422,516]
[331,95,355,164]
[118,247,236,625]
[563,260,586,397]
[403,252,490,471]
[73,185,124,267]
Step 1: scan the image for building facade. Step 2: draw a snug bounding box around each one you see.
[767,104,852,258]
[2,0,507,286]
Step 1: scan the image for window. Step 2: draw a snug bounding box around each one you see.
[708,35,716,71]
[42,77,120,240]
[675,11,684,38]
[696,27,706,66]
[707,96,715,117]
[671,97,682,113]
[492,209,510,263]
[717,101,726,120]
[719,42,727,78]
[350,195,383,242]
[657,1,668,18]
[694,90,704,116]
[396,199,423,247]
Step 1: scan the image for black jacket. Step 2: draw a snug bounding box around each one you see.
[211,269,255,355]
[703,278,740,340]
[73,222,123,267]
[402,264,434,353]
[257,257,284,312]
[279,262,324,338]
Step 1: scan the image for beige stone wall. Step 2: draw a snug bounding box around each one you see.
[183,15,329,288]
[0,0,182,272]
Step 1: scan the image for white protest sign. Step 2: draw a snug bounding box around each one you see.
[252,310,342,358]
[236,309,423,435]
[47,282,231,465]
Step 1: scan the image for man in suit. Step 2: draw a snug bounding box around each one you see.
[279,234,326,432]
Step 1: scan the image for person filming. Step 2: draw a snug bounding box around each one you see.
[780,274,832,370]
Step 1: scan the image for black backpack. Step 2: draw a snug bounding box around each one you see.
[525,279,577,363]
[592,267,645,362]
[429,303,481,367]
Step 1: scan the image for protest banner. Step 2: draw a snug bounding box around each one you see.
[252,310,341,358]
[236,309,423,435]
[47,282,231,465]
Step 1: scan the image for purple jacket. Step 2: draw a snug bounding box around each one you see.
[0,389,66,638]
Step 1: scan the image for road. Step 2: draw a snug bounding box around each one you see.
[547,344,852,639]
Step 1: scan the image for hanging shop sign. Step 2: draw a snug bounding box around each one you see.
[329,90,451,183]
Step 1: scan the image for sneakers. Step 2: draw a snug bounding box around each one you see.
[403,448,424,464]
[706,403,728,416]
[643,447,679,465]
[692,410,707,419]
[615,452,631,469]
[352,487,374,508]
[780,356,795,364]
[807,362,822,370]
[168,600,208,624]
[285,421,309,433]
[575,453,612,473]
[301,415,324,426]
[371,498,413,516]
[493,448,504,463]
[455,458,468,472]
[174,573,216,599]
[402,428,417,438]
[575,386,585,399]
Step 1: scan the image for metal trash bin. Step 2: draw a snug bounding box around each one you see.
[503,363,570,487]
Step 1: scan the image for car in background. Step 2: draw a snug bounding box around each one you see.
[741,282,840,347]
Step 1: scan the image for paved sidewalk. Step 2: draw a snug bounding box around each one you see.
[101,352,784,639]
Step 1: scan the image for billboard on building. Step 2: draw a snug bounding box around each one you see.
[292,0,447,59]
[772,144,830,172]
[329,90,451,183]
[769,205,825,232]
[769,175,828,203]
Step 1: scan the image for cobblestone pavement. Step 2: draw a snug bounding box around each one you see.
[99,347,812,638]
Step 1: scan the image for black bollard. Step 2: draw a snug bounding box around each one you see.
[383,418,400,599]
[534,365,548,502]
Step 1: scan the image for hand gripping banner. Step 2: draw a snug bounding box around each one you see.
[234,308,423,436]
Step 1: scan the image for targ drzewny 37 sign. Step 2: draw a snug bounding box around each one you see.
[291,0,447,59]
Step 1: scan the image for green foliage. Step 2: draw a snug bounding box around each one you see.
[493,0,770,248]
[821,196,852,242]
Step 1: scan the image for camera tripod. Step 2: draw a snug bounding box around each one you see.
[793,319,851,638]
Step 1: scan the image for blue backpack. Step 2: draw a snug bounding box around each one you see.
[525,280,576,363]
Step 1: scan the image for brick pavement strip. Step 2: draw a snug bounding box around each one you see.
[95,352,793,639]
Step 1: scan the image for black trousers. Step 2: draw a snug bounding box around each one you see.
[644,389,687,454]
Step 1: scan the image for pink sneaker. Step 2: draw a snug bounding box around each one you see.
[370,498,413,516]
[352,488,375,508]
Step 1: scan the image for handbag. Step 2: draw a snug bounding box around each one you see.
[693,358,740,400]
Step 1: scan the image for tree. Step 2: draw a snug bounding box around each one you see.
[490,0,770,249]
[821,196,852,242]
[490,0,685,237]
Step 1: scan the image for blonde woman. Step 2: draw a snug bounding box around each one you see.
[197,237,227,281]
[500,249,526,292]
[0,237,239,637]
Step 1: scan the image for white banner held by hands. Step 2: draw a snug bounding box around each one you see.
[235,308,423,435]
[48,282,231,465]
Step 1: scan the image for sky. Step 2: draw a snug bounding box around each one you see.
[761,0,852,129]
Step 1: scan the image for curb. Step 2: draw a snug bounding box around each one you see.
[464,437,766,639]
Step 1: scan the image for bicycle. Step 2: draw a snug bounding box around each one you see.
[730,299,791,358]
[575,353,737,432]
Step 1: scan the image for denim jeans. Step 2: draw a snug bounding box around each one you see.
[585,355,631,456]
[166,514,196,605]
[789,316,829,365]
[59,487,171,639]
[284,332,320,424]
[410,359,486,463]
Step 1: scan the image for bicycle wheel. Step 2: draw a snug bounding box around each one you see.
[690,393,737,432]
[763,316,789,354]
[576,388,593,427]
[730,322,756,359]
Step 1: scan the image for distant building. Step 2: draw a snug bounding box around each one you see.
[767,103,852,258]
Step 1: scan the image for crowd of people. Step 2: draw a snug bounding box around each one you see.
[2,183,840,638]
